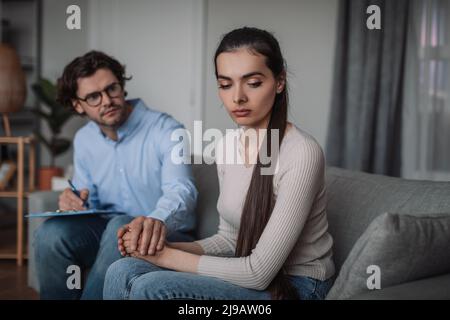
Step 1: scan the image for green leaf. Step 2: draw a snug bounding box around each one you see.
[31,109,51,121]
[31,77,75,164]
[50,138,71,157]
[32,130,51,151]
[31,82,59,112]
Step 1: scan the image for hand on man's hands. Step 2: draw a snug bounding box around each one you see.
[58,188,89,211]
[117,216,166,256]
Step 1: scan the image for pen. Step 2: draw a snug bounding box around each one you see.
[68,179,89,209]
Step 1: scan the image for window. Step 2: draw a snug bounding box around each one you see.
[404,0,450,181]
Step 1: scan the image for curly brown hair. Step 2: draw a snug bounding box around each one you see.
[56,50,131,110]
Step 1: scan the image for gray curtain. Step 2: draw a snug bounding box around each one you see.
[326,0,410,176]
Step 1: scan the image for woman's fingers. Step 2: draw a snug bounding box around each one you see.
[156,224,166,251]
[147,222,161,255]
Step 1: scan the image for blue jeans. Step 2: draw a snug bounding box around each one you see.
[103,257,334,300]
[34,215,193,300]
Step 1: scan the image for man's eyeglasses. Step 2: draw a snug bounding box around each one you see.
[76,82,123,107]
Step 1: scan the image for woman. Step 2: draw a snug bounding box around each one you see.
[104,27,335,300]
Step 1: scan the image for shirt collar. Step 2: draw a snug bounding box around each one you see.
[94,98,145,143]
[116,99,145,141]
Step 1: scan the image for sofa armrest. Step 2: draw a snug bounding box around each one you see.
[27,191,60,292]
[350,273,450,300]
[28,191,60,213]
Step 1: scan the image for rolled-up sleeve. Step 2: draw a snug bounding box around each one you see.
[71,131,100,209]
[147,115,198,234]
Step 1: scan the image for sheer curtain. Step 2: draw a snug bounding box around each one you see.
[403,0,450,181]
[326,0,409,176]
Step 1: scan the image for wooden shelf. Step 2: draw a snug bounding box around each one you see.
[1,0,42,269]
[0,252,28,260]
[0,225,28,260]
[0,191,31,198]
[0,136,34,144]
[0,135,36,266]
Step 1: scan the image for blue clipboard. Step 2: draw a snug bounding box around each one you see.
[26,209,125,218]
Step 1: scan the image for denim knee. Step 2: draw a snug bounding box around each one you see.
[128,271,168,300]
[34,218,74,256]
[128,271,197,300]
[35,216,108,263]
[104,258,164,300]
[104,258,136,299]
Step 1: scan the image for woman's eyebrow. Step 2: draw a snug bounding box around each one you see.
[217,75,232,81]
[217,72,266,80]
[242,71,266,79]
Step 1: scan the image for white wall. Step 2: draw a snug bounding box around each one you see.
[40,0,338,169]
[204,0,338,148]
[87,0,205,135]
[41,0,206,168]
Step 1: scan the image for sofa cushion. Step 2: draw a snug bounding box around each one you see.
[325,167,450,272]
[191,161,220,240]
[326,212,450,299]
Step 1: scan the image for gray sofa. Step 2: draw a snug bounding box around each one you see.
[27,165,450,299]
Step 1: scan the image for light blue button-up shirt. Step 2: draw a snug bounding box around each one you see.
[72,99,197,234]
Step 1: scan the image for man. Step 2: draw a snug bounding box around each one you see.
[34,51,197,300]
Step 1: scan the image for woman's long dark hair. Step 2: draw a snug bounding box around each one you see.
[214,27,298,300]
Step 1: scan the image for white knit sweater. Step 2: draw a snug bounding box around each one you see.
[195,125,335,290]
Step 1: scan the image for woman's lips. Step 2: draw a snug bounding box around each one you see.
[232,109,251,117]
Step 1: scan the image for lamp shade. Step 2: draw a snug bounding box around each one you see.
[0,44,26,113]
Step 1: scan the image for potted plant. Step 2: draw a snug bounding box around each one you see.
[32,78,74,190]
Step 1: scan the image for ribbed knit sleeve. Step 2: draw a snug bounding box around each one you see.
[196,137,325,290]
[195,216,237,256]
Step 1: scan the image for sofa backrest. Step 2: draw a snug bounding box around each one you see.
[325,166,450,272]
[192,163,450,273]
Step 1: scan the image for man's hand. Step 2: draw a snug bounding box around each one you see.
[120,232,172,255]
[58,188,89,211]
[117,216,166,256]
